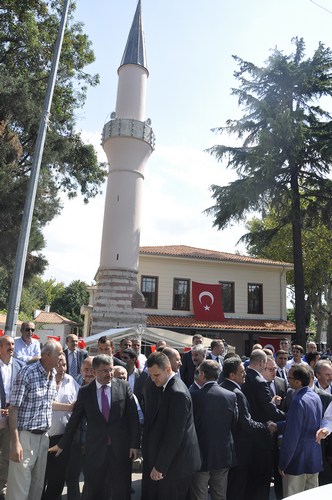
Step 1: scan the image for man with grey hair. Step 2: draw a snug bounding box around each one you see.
[242,350,285,500]
[191,360,237,500]
[6,340,63,500]
[180,334,204,387]
[50,354,140,500]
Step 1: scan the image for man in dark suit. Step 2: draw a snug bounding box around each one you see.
[180,334,204,387]
[206,339,225,366]
[0,336,23,499]
[263,356,287,500]
[242,350,285,500]
[97,336,127,368]
[63,334,88,382]
[221,356,276,500]
[142,352,201,500]
[50,354,140,500]
[275,350,288,381]
[191,360,237,500]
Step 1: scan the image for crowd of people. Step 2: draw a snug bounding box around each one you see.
[1,323,332,500]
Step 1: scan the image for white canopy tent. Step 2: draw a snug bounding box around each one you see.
[84,326,211,352]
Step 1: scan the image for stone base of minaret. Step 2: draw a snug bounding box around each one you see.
[91,268,146,334]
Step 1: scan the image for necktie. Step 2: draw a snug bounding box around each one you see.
[278,369,284,379]
[101,385,110,421]
[267,381,274,397]
[70,351,77,378]
[215,356,219,363]
[0,372,6,409]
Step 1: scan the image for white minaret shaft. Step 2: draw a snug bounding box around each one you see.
[99,0,154,273]
[92,1,154,332]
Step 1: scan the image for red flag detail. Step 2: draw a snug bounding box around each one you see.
[32,333,40,340]
[192,282,225,321]
[0,330,4,337]
[47,335,61,342]
[78,339,86,349]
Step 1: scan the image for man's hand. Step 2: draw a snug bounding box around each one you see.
[278,467,286,478]
[129,448,138,460]
[272,395,282,407]
[150,467,164,481]
[316,427,330,443]
[10,441,23,463]
[266,421,277,434]
[48,444,63,457]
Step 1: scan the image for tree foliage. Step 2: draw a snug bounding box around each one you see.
[51,279,89,323]
[20,277,88,324]
[205,38,332,346]
[0,1,106,305]
[245,209,332,343]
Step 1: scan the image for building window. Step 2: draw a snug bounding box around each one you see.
[141,276,158,308]
[248,283,263,314]
[220,281,235,313]
[173,278,190,310]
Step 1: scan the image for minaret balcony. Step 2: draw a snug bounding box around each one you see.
[102,117,155,151]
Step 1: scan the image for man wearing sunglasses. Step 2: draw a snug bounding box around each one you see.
[13,322,40,364]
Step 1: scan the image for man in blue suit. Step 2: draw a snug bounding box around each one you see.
[279,364,323,497]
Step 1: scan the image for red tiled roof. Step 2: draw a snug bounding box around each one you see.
[34,311,79,325]
[140,245,292,267]
[147,315,296,333]
[0,313,22,326]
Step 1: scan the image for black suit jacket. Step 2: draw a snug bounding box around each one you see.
[221,378,269,466]
[142,375,201,479]
[192,381,237,471]
[242,368,285,424]
[180,350,195,387]
[59,378,140,473]
[133,370,148,405]
[273,376,288,411]
[63,348,88,378]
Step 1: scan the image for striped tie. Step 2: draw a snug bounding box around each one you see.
[70,351,77,378]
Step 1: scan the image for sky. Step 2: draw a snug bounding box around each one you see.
[42,0,332,285]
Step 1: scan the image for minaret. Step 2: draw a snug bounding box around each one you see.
[91,0,155,333]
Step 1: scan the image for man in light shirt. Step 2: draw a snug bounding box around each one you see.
[13,321,40,364]
[0,336,23,500]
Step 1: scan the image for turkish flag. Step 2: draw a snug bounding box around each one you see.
[192,282,225,321]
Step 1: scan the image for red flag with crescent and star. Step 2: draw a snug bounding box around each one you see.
[192,281,225,321]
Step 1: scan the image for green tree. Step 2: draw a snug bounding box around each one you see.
[205,38,332,346]
[51,279,89,323]
[0,1,106,304]
[20,276,65,319]
[245,210,332,344]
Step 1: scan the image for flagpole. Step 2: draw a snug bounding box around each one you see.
[5,0,71,337]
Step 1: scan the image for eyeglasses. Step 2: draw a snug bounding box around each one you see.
[96,368,113,374]
[277,357,288,360]
[265,368,277,372]
[25,328,35,332]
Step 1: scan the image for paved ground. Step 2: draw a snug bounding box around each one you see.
[62,473,277,499]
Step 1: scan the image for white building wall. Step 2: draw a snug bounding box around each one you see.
[138,255,288,320]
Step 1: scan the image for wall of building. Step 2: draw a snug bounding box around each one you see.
[138,255,288,320]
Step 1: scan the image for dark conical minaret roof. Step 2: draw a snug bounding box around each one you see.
[119,0,147,71]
